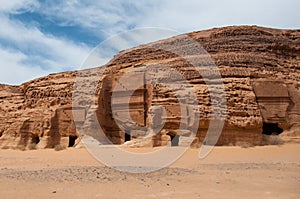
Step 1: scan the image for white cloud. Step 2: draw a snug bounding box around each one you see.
[135,0,300,32]
[37,0,300,34]
[0,0,39,13]
[0,1,92,85]
[38,0,158,35]
[0,14,90,68]
[0,0,299,85]
[0,48,45,85]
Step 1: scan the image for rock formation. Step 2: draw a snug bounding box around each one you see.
[0,26,299,149]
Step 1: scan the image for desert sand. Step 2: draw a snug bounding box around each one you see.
[0,144,299,199]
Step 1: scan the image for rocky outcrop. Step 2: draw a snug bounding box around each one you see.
[0,26,299,149]
[0,72,76,149]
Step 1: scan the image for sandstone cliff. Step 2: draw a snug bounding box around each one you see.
[0,26,299,149]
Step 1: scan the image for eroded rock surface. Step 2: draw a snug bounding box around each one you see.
[0,26,299,149]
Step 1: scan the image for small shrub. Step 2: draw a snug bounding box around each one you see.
[228,143,234,146]
[28,143,37,150]
[235,141,254,148]
[262,135,284,145]
[54,144,65,151]
[1,146,10,150]
[18,145,26,151]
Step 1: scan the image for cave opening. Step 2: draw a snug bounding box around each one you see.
[68,135,78,147]
[31,136,40,144]
[262,122,283,135]
[125,130,131,142]
[167,132,179,146]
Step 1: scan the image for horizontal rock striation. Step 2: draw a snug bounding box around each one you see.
[0,26,299,149]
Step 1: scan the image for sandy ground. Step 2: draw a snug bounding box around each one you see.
[0,144,300,199]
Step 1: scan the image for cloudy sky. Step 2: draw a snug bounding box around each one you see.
[0,0,299,85]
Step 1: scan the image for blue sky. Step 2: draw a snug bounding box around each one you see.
[0,0,299,85]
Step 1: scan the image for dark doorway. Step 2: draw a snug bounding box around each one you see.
[167,132,179,147]
[31,136,40,144]
[262,122,283,135]
[125,130,131,142]
[68,135,78,147]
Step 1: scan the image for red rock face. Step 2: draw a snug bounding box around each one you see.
[0,26,299,149]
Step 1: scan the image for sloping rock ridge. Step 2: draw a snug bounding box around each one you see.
[0,26,299,149]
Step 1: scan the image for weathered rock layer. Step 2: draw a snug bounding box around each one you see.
[0,26,299,149]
